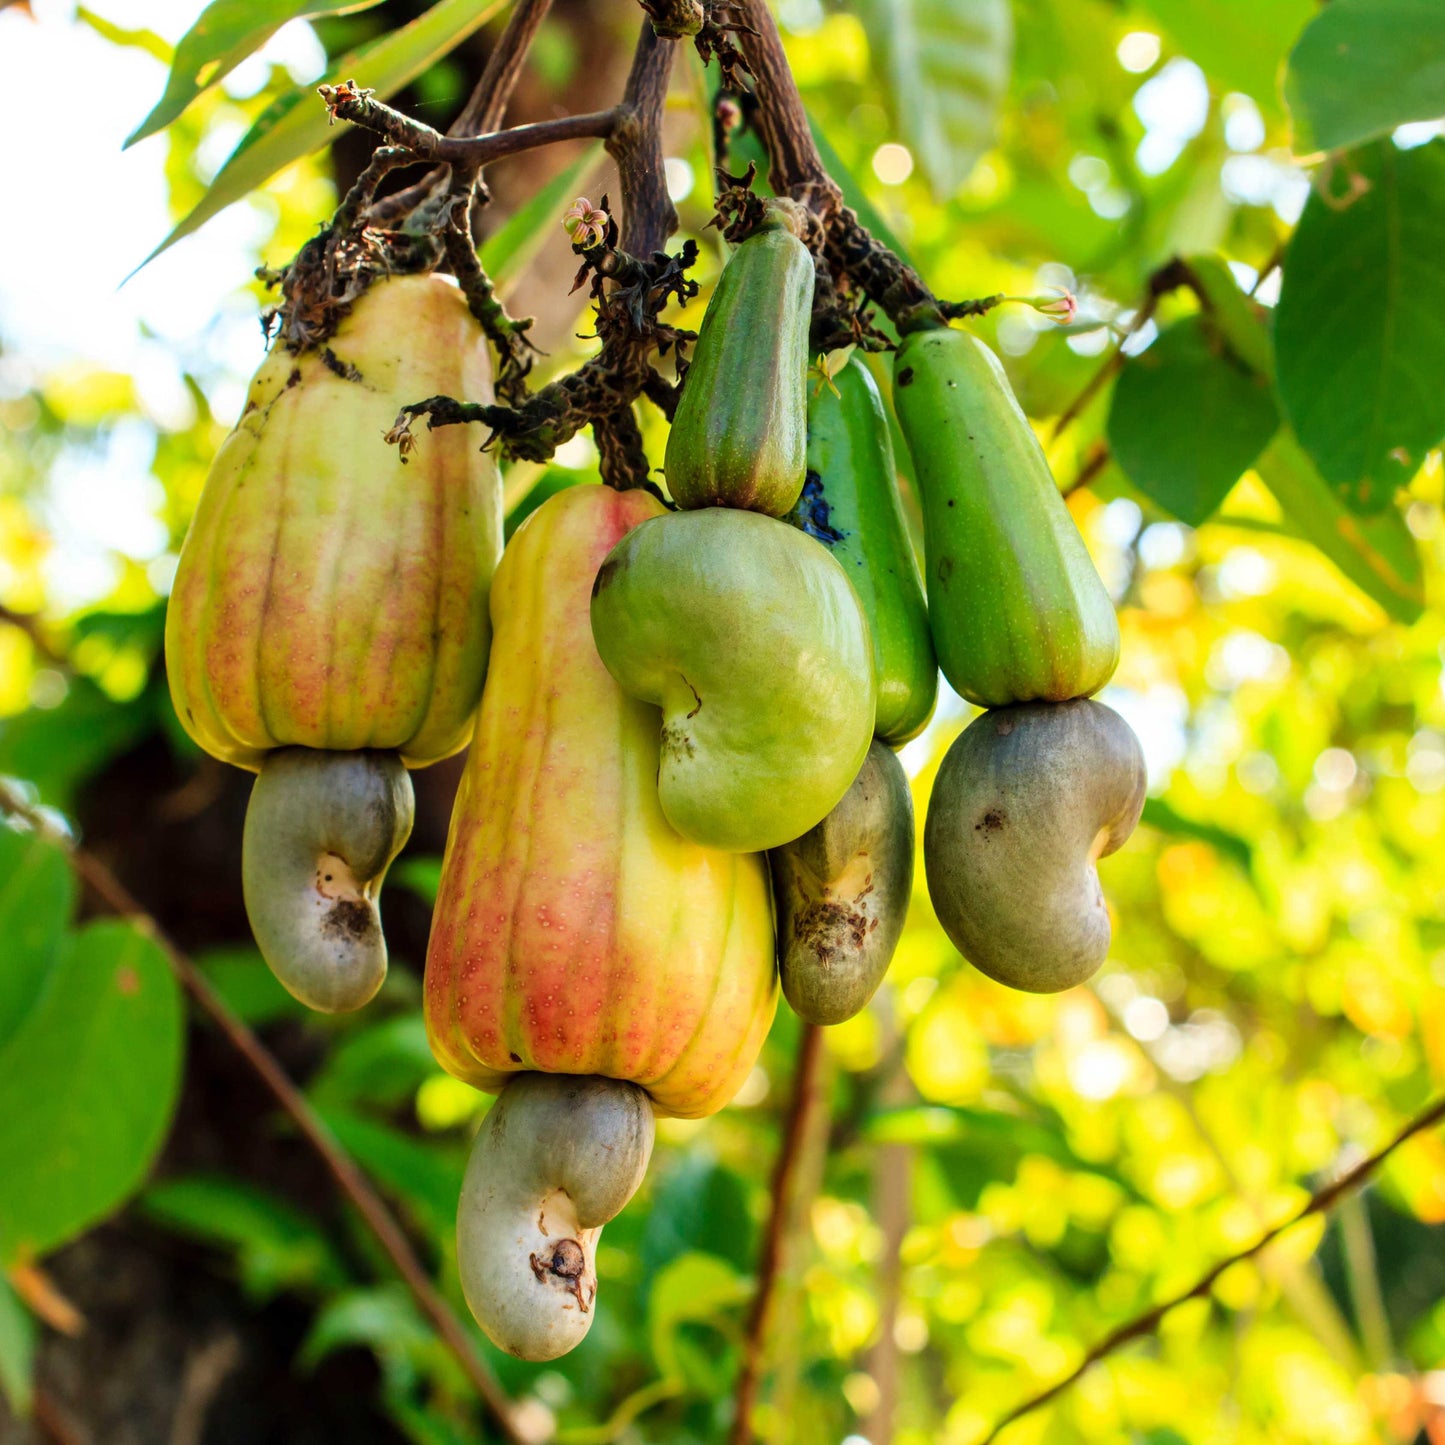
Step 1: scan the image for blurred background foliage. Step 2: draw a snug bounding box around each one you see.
[2,1,1445,1443]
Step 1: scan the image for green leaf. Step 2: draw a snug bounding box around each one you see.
[479,143,606,288]
[194,944,307,1027]
[1133,0,1316,114]
[641,1153,754,1284]
[0,679,161,809]
[1286,0,1445,154]
[314,1107,464,1238]
[1141,798,1254,872]
[1182,254,1425,622]
[1108,315,1279,525]
[140,1174,349,1299]
[854,0,1012,198]
[299,1284,432,1395]
[75,6,172,63]
[647,1252,751,1380]
[307,1014,437,1111]
[0,921,184,1265]
[127,0,388,148]
[1252,428,1425,624]
[0,1278,35,1419]
[141,0,508,269]
[1274,138,1445,512]
[0,826,75,1049]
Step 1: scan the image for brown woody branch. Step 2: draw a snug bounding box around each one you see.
[977,1091,1445,1444]
[0,784,527,1445]
[729,1022,828,1445]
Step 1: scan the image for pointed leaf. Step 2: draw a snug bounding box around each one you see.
[1274,138,1445,512]
[0,1278,35,1418]
[141,0,508,269]
[1253,428,1425,624]
[127,0,388,148]
[1108,314,1279,525]
[855,0,1013,198]
[0,826,75,1049]
[0,921,184,1265]
[1286,0,1445,155]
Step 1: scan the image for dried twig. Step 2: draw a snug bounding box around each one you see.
[977,1091,1445,1444]
[0,785,526,1445]
[729,1022,828,1445]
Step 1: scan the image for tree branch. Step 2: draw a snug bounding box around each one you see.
[977,1090,1445,1444]
[367,0,558,225]
[320,85,622,169]
[729,1022,828,1445]
[0,785,527,1445]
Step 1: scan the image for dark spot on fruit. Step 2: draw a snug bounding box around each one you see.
[994,717,1015,736]
[975,809,1006,834]
[531,1239,591,1310]
[680,674,703,718]
[508,1051,522,1063]
[937,556,954,583]
[286,368,302,388]
[897,366,914,386]
[792,473,846,544]
[947,379,957,389]
[660,722,696,759]
[947,498,955,507]
[591,558,618,597]
[321,899,374,940]
[320,348,363,382]
[795,899,870,965]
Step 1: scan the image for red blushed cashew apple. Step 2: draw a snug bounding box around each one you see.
[425,485,778,1358]
[164,274,501,1012]
[924,700,1147,993]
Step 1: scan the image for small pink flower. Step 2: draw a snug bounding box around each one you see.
[1030,287,1078,325]
[562,196,610,250]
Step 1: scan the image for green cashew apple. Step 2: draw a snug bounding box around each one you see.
[924,700,1146,992]
[242,748,414,1013]
[769,739,914,1025]
[664,199,815,515]
[892,324,1119,707]
[789,355,937,743]
[457,1073,654,1361]
[590,507,875,853]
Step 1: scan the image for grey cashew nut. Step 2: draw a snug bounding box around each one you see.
[241,747,414,1013]
[770,739,914,1025]
[457,1074,655,1361]
[923,700,1146,993]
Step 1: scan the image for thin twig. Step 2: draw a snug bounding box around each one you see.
[729,1022,828,1445]
[0,603,67,667]
[977,1091,1445,1444]
[368,0,557,225]
[323,87,621,169]
[0,787,526,1445]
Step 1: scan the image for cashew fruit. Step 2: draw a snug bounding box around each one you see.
[426,485,777,1120]
[892,325,1119,707]
[165,273,501,769]
[769,739,914,1025]
[789,355,937,743]
[242,748,413,1013]
[664,200,814,515]
[589,507,875,853]
[457,1073,654,1361]
[923,700,1146,992]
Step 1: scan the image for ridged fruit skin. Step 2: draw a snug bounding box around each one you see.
[770,739,914,1025]
[892,326,1119,708]
[165,274,502,771]
[590,507,876,854]
[664,204,815,515]
[425,485,778,1120]
[924,699,1146,993]
[789,356,937,743]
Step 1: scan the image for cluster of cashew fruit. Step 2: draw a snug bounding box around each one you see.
[166,191,1145,1361]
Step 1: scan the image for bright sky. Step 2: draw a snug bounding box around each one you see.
[0,0,326,414]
